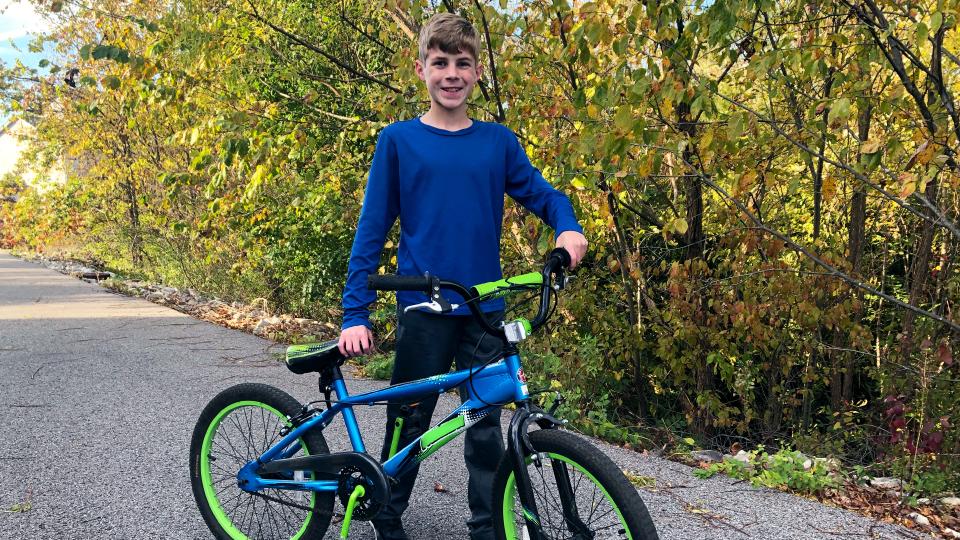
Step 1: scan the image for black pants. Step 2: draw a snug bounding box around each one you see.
[375,309,505,540]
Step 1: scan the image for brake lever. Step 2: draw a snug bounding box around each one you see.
[403,300,460,314]
[554,268,567,290]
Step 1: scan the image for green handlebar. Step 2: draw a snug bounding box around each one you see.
[471,272,543,299]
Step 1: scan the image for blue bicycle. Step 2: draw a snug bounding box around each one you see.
[189,249,658,539]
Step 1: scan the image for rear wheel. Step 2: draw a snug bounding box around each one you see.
[190,383,333,539]
[492,429,658,540]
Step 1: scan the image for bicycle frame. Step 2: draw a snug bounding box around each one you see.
[236,351,530,493]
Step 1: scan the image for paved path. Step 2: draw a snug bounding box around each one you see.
[0,250,914,539]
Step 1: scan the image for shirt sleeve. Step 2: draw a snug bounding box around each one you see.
[341,130,401,330]
[504,128,584,239]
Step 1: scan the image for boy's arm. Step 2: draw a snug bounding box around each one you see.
[504,130,587,265]
[341,130,401,331]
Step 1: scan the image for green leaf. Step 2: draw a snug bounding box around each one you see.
[614,106,634,131]
[38,59,49,68]
[191,150,212,171]
[91,45,112,60]
[827,98,851,127]
[102,75,120,90]
[727,112,745,140]
[79,44,92,60]
[931,12,943,33]
[915,22,929,47]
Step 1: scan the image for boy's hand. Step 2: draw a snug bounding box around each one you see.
[339,325,375,357]
[556,231,588,269]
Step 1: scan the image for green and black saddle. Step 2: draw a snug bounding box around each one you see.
[285,339,346,374]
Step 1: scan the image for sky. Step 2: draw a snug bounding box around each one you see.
[0,0,53,71]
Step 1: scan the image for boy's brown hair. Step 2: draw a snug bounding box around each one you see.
[417,13,480,63]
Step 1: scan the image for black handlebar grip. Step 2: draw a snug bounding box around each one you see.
[548,248,572,269]
[367,274,433,292]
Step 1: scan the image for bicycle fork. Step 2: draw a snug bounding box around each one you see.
[507,401,593,540]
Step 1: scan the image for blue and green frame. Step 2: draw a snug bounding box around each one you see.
[233,351,531,494]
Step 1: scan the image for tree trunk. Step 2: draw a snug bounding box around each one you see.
[678,99,713,438]
[842,104,871,401]
[900,179,940,361]
[116,133,143,266]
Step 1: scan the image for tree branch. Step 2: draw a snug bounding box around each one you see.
[699,78,960,239]
[244,3,401,94]
[691,161,960,334]
[472,0,505,122]
[338,11,395,55]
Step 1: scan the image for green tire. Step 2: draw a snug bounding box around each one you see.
[190,383,333,539]
[492,429,659,540]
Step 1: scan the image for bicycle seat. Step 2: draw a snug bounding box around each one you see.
[285,339,346,374]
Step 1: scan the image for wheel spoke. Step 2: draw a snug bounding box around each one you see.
[509,450,630,540]
[194,389,332,540]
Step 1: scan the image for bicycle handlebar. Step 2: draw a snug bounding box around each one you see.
[366,274,434,292]
[366,248,571,341]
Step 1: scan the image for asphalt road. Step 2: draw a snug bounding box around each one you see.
[0,250,914,539]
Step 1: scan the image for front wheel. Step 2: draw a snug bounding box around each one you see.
[492,429,658,540]
[189,383,333,539]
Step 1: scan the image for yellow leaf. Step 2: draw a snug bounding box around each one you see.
[860,139,883,154]
[900,180,916,198]
[739,170,758,193]
[586,104,599,119]
[822,176,837,202]
[661,97,674,117]
[638,156,652,176]
[700,130,713,149]
[673,217,689,235]
[906,141,934,169]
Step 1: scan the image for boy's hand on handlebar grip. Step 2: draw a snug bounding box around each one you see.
[556,231,588,269]
[339,325,375,357]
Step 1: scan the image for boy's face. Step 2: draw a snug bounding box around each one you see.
[415,48,482,114]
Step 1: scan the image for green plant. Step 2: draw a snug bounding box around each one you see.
[7,501,32,513]
[694,447,839,495]
[357,352,394,381]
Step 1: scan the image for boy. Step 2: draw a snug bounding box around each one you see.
[338,12,587,540]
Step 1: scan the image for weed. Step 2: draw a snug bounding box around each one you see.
[694,446,839,495]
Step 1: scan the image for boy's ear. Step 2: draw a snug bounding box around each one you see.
[415,58,425,81]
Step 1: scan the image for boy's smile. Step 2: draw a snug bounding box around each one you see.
[416,48,482,116]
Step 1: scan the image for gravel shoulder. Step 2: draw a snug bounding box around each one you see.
[0,250,916,539]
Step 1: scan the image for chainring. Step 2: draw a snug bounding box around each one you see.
[337,466,383,520]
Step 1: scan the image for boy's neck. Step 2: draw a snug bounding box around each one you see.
[420,106,472,131]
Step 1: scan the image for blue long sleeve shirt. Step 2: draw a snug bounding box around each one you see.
[341,118,583,330]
